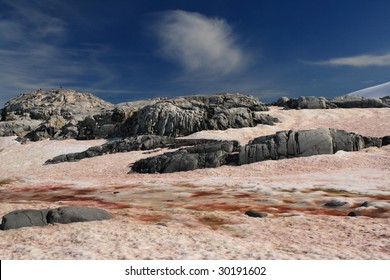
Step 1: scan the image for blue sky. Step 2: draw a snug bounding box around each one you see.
[1,0,390,106]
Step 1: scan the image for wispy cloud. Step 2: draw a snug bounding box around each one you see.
[314,52,390,67]
[0,0,118,106]
[153,10,247,76]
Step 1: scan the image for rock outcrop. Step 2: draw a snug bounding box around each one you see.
[45,135,222,164]
[0,206,112,230]
[1,90,275,140]
[121,94,274,138]
[130,140,239,173]
[329,95,390,108]
[131,128,386,173]
[0,89,113,139]
[239,128,382,165]
[276,95,390,109]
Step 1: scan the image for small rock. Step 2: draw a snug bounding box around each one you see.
[323,200,348,207]
[245,210,268,218]
[359,201,371,207]
[156,222,168,227]
[347,212,362,217]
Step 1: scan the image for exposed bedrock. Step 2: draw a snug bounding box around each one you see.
[1,90,277,140]
[239,128,382,165]
[44,135,222,164]
[274,95,390,109]
[130,140,239,173]
[131,128,386,173]
[0,206,112,230]
[120,94,275,138]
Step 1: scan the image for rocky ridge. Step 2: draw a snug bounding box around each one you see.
[45,135,223,164]
[130,128,387,173]
[273,95,390,109]
[0,89,276,140]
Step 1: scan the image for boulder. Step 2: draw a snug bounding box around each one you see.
[0,207,112,230]
[245,210,268,218]
[46,206,112,224]
[0,209,49,230]
[323,200,348,207]
[382,136,390,146]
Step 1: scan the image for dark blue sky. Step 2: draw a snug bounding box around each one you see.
[1,0,390,106]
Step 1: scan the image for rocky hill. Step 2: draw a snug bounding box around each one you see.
[0,89,276,140]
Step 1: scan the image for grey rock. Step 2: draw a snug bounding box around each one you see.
[347,212,362,217]
[329,95,389,108]
[323,200,348,207]
[245,210,268,218]
[1,89,112,122]
[274,95,389,109]
[0,206,112,230]
[122,94,272,138]
[46,206,112,224]
[130,140,239,173]
[45,136,222,164]
[239,128,381,165]
[382,136,390,146]
[359,201,372,208]
[282,96,336,109]
[0,209,49,230]
[131,128,384,173]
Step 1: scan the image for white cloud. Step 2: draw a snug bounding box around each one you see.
[0,0,118,107]
[154,10,246,75]
[315,52,390,67]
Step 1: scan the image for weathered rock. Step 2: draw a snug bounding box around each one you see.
[0,207,112,230]
[0,120,41,137]
[1,89,112,122]
[130,140,239,173]
[1,89,113,140]
[359,201,372,208]
[347,212,362,217]
[130,129,384,173]
[45,136,222,164]
[274,95,390,109]
[382,136,390,146]
[381,96,390,105]
[122,94,273,138]
[323,200,348,207]
[245,210,268,218]
[285,96,336,109]
[238,128,381,165]
[46,206,112,224]
[0,209,49,230]
[329,95,389,108]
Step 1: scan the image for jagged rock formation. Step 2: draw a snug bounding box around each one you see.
[131,128,386,173]
[239,128,382,164]
[130,140,239,173]
[1,90,276,140]
[329,95,390,108]
[0,206,112,230]
[0,89,113,139]
[45,135,222,164]
[275,95,390,109]
[121,94,274,138]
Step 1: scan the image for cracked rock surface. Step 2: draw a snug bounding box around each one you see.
[0,206,112,230]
